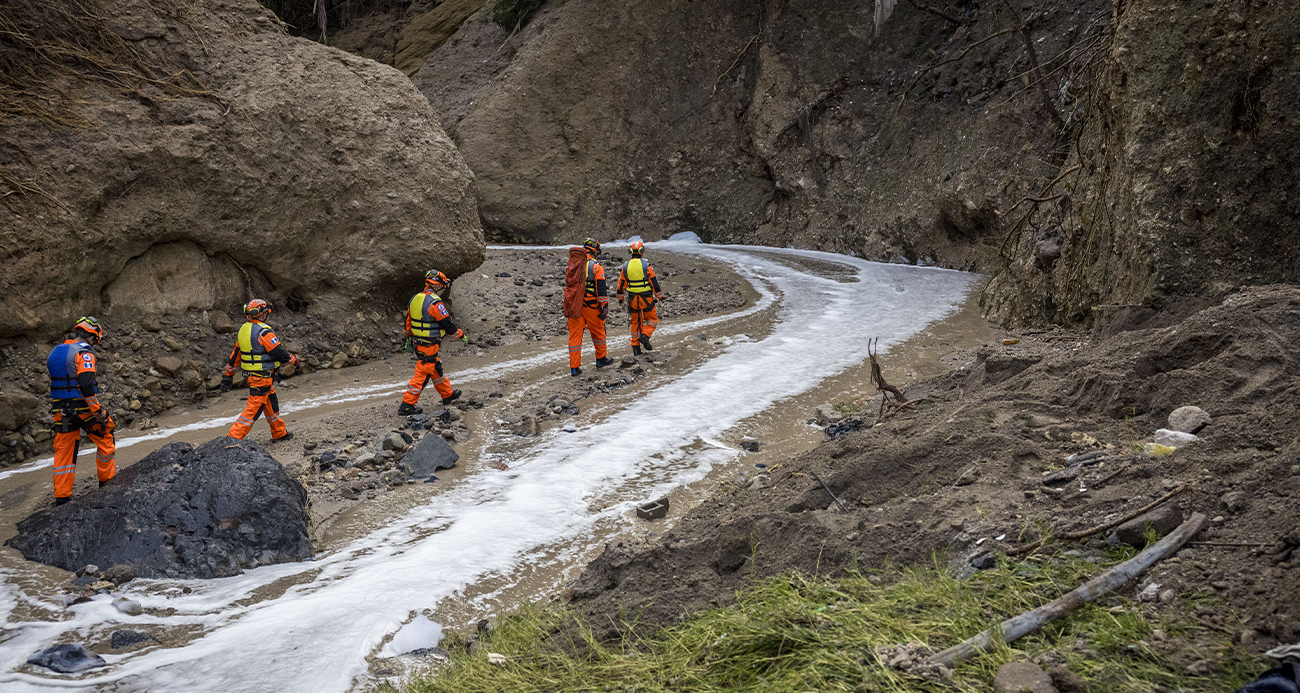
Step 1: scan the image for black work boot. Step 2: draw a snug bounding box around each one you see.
[571,367,582,377]
[640,334,653,351]
[398,402,423,416]
[273,431,295,442]
[595,357,614,369]
[441,389,462,405]
[99,479,111,488]
[632,345,642,356]
[55,496,70,506]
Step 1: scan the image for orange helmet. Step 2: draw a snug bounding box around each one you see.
[582,238,601,256]
[244,299,271,320]
[629,241,645,257]
[424,269,449,292]
[73,316,103,344]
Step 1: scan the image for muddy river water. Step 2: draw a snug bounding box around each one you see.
[0,242,992,691]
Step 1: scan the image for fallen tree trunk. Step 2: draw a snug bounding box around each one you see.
[927,512,1207,668]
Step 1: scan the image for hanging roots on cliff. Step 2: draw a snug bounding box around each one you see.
[0,0,214,208]
[0,0,210,129]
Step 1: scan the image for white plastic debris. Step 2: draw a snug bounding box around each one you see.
[1153,428,1200,448]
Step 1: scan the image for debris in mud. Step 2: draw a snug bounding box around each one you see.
[26,644,106,673]
[637,497,670,521]
[824,417,867,440]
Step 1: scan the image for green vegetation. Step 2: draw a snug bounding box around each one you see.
[492,0,546,32]
[401,552,1259,692]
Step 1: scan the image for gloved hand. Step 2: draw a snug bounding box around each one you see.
[460,334,470,345]
[599,306,609,321]
[93,408,108,424]
[403,336,415,353]
[290,354,301,367]
[619,298,625,306]
[220,376,233,393]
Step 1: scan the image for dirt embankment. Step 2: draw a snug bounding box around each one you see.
[0,0,484,342]
[568,285,1300,672]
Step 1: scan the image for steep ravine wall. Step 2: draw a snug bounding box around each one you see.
[0,0,485,341]
[987,0,1300,325]
[390,0,1298,326]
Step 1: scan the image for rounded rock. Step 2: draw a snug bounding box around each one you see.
[1167,406,1211,434]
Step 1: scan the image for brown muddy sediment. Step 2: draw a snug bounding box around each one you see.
[568,286,1300,669]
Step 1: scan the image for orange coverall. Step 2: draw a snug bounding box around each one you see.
[568,258,608,368]
[403,291,464,405]
[224,321,295,440]
[616,258,665,347]
[48,339,115,499]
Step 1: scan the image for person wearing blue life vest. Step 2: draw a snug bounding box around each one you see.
[46,317,115,505]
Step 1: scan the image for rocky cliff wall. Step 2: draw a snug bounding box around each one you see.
[0,0,485,340]
[399,0,1298,326]
[410,0,1105,266]
[987,0,1300,325]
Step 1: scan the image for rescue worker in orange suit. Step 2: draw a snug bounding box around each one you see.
[221,299,299,441]
[398,270,467,415]
[46,317,115,505]
[616,240,666,356]
[568,238,615,376]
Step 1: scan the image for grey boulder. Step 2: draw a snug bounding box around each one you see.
[401,434,459,478]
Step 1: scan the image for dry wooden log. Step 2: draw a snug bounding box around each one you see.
[927,512,1207,668]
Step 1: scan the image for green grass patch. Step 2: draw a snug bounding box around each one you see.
[401,552,1260,692]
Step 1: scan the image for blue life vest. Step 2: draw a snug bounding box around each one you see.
[48,341,95,401]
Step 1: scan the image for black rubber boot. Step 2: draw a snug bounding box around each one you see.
[273,431,295,443]
[441,389,462,405]
[632,346,642,356]
[640,334,653,351]
[571,367,582,377]
[55,496,70,506]
[398,402,423,416]
[99,479,111,488]
[595,357,614,369]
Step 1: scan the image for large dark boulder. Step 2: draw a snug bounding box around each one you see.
[6,437,312,578]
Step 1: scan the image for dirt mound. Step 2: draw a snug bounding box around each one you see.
[0,0,483,340]
[569,285,1300,656]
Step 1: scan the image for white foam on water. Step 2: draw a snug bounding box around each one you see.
[378,616,443,658]
[0,245,977,692]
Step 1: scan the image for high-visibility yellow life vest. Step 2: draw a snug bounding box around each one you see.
[408,292,447,345]
[237,322,275,373]
[624,259,652,294]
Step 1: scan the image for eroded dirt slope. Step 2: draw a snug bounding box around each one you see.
[0,0,484,341]
[569,285,1300,671]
